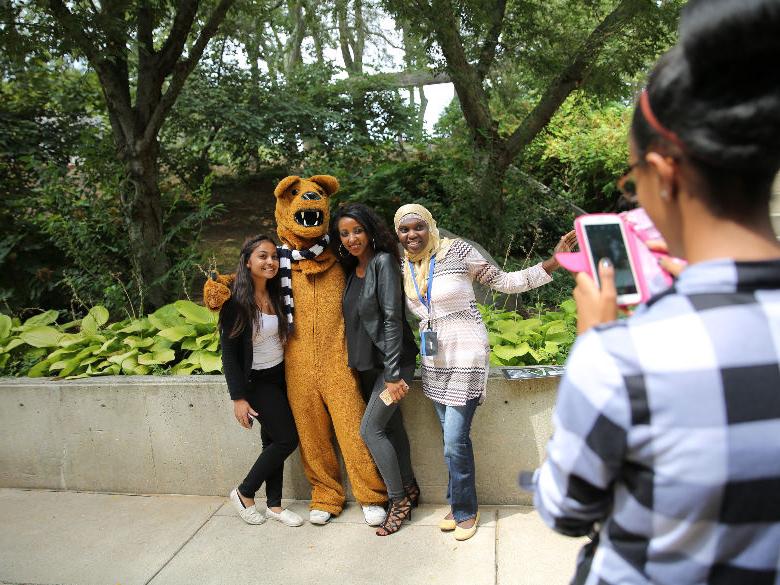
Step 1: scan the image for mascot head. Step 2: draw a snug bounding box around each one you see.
[274,175,340,249]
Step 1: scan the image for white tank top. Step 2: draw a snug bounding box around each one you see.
[251,312,284,370]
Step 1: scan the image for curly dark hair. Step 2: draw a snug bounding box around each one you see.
[330,203,401,272]
[221,234,288,343]
[631,0,780,221]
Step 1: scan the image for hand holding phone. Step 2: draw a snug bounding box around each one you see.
[573,258,619,333]
[379,388,394,405]
[233,398,258,429]
[556,214,645,306]
[380,379,409,405]
[578,215,642,305]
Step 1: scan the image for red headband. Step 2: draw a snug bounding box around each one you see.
[640,89,685,150]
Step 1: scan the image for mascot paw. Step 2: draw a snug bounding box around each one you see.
[203,272,234,311]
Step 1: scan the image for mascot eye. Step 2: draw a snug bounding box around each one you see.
[291,189,298,195]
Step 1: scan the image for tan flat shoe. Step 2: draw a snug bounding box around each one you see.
[439,514,456,531]
[454,511,480,541]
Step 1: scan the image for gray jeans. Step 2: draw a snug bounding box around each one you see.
[358,364,416,500]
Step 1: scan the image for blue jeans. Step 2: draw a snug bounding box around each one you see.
[432,398,479,522]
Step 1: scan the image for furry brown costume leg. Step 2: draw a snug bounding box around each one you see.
[284,253,385,513]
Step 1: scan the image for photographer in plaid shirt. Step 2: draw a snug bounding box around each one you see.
[533,1,780,583]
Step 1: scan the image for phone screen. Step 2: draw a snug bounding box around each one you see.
[583,223,638,296]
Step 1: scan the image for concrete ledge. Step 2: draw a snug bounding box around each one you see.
[0,371,558,505]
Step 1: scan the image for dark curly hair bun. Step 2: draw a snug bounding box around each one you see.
[634,0,780,219]
[674,0,780,173]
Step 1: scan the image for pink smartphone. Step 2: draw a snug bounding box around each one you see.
[620,208,675,297]
[557,214,644,306]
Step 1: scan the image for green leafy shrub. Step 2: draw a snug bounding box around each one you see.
[0,298,579,378]
[480,299,577,366]
[1,61,221,317]
[0,301,222,378]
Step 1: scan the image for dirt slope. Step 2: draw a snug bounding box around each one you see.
[199,175,278,275]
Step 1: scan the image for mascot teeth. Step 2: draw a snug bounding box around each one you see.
[295,210,324,227]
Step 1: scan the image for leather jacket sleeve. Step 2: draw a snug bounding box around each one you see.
[219,299,248,400]
[374,253,405,382]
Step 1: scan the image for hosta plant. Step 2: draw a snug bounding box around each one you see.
[480,299,577,366]
[0,298,578,379]
[0,301,221,379]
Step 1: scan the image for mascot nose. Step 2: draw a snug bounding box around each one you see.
[301,192,322,201]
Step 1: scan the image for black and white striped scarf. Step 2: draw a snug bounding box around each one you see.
[277,235,330,331]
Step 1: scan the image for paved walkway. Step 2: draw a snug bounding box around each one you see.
[0,488,586,585]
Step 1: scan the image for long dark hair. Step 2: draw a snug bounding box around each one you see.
[330,203,401,272]
[223,234,288,343]
[631,0,780,221]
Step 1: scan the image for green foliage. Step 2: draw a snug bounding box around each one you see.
[480,299,578,367]
[429,93,633,267]
[1,0,683,321]
[165,61,421,178]
[0,301,222,378]
[0,297,579,377]
[521,94,631,214]
[0,59,103,311]
[329,139,578,306]
[0,52,222,316]
[496,0,683,101]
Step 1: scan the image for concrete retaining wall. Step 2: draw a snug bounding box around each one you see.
[0,371,558,505]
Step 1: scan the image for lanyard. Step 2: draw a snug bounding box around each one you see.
[409,257,435,325]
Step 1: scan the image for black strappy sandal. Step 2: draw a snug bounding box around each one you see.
[404,478,421,508]
[376,496,413,536]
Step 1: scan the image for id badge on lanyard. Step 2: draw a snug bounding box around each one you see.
[410,257,438,357]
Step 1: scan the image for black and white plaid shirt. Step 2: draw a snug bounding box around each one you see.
[534,258,780,585]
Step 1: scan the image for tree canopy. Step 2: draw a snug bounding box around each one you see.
[1,0,683,316]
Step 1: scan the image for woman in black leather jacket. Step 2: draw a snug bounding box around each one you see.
[331,203,419,536]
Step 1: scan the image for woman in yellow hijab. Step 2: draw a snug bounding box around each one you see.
[394,203,575,541]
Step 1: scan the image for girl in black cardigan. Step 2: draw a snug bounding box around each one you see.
[220,234,301,527]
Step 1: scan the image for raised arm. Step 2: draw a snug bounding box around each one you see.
[465,231,576,294]
[465,243,553,294]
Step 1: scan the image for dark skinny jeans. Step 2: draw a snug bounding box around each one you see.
[237,362,298,507]
[358,365,416,501]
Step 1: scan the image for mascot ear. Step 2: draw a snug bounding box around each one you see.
[274,176,300,199]
[308,175,339,196]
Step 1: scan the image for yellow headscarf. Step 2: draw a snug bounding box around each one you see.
[393,204,453,301]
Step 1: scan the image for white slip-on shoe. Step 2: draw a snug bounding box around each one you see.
[266,507,303,527]
[362,504,387,526]
[229,488,266,525]
[309,509,332,525]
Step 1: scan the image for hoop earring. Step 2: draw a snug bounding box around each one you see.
[371,238,376,249]
[338,243,349,257]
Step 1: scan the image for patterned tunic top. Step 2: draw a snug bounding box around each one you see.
[406,239,552,406]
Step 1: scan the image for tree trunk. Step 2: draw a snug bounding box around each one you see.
[474,148,509,244]
[283,0,306,75]
[400,0,648,246]
[336,0,370,138]
[122,139,170,309]
[45,0,237,309]
[417,86,428,132]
